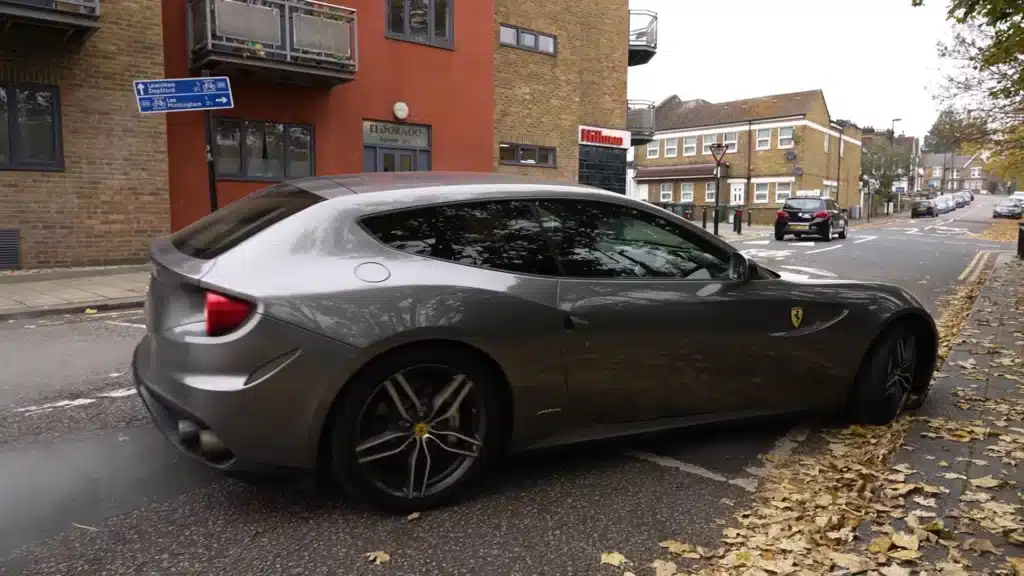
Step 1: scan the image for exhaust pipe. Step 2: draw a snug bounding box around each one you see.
[198,429,228,457]
[178,420,200,445]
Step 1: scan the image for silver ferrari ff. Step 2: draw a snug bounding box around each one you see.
[133,172,937,512]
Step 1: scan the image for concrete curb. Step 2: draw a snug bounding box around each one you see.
[0,297,145,321]
[0,264,149,285]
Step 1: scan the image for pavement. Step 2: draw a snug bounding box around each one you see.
[0,266,149,320]
[0,195,1017,575]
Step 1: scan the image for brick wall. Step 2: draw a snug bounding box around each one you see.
[493,0,628,182]
[0,0,169,268]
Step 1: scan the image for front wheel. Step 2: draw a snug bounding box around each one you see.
[820,221,832,242]
[327,346,505,513]
[774,231,785,241]
[837,224,847,240]
[849,324,919,425]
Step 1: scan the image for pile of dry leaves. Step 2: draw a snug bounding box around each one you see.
[603,272,1024,575]
[973,219,1021,243]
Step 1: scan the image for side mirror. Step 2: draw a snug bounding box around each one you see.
[730,251,755,282]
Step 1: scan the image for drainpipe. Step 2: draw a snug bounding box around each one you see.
[836,124,844,205]
[745,119,752,226]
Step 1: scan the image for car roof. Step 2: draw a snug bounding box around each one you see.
[287,171,614,200]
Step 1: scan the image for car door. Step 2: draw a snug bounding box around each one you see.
[534,198,805,425]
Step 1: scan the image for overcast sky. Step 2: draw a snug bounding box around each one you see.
[627,0,955,139]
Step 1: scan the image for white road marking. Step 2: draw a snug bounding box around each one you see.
[105,320,145,329]
[853,235,876,244]
[15,398,97,416]
[805,245,843,254]
[741,248,796,259]
[742,240,771,245]
[625,450,757,492]
[959,250,991,281]
[745,427,810,478]
[780,265,838,277]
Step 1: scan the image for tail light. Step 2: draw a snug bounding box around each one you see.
[813,211,829,219]
[776,210,789,219]
[205,291,253,336]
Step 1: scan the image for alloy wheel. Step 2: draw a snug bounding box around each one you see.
[884,332,917,411]
[354,365,486,500]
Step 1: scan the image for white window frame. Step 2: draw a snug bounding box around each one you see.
[756,128,771,150]
[663,138,678,158]
[705,181,716,202]
[775,182,792,202]
[682,136,697,156]
[680,182,694,202]
[729,182,746,205]
[971,167,982,178]
[724,132,738,153]
[778,127,794,148]
[952,169,960,179]
[646,140,659,159]
[839,139,844,157]
[659,182,673,201]
[702,133,719,155]
[824,135,829,152]
[753,182,770,203]
[932,167,942,177]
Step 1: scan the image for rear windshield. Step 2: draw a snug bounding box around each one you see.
[914,200,932,207]
[783,198,824,210]
[170,183,325,260]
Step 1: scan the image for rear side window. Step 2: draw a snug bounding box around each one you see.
[170,184,325,260]
[360,200,559,276]
[783,198,825,211]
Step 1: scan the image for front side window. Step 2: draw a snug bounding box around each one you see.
[0,83,63,170]
[214,119,314,180]
[535,199,731,280]
[387,0,453,48]
[664,138,678,158]
[499,143,555,167]
[682,136,697,156]
[702,133,718,155]
[724,132,738,153]
[646,140,659,159]
[753,183,770,203]
[659,182,673,201]
[756,128,771,150]
[361,200,558,276]
[778,126,794,148]
[680,182,694,201]
[775,182,792,202]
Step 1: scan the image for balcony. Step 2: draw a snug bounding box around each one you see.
[188,0,358,87]
[628,9,657,66]
[0,0,99,40]
[627,100,655,145]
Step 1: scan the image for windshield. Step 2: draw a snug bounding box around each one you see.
[783,198,825,210]
[914,201,932,207]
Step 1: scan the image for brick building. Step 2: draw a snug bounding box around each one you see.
[632,90,863,225]
[919,153,992,192]
[1,0,654,269]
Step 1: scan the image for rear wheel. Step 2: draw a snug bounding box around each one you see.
[775,230,785,241]
[820,221,832,242]
[327,346,504,513]
[849,324,919,425]
[837,222,847,240]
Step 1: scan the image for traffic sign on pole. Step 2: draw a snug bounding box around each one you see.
[133,77,234,114]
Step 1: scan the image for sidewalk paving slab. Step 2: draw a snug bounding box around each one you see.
[0,268,149,321]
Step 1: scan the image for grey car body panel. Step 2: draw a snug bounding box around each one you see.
[136,172,937,471]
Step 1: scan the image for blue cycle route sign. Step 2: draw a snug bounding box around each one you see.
[133,77,234,114]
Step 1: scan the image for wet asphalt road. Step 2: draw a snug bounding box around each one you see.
[0,196,1014,575]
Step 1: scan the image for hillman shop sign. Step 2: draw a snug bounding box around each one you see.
[362,120,430,149]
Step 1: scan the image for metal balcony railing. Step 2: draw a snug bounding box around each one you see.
[188,0,358,83]
[0,0,99,33]
[627,100,655,142]
[628,9,657,66]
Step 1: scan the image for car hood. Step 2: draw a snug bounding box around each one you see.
[768,268,929,310]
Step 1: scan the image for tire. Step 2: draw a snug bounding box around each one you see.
[849,323,920,425]
[820,221,832,242]
[775,231,785,241]
[327,345,505,513]
[837,222,847,240]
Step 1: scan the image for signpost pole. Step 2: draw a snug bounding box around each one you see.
[201,71,219,214]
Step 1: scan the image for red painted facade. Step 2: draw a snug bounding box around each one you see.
[160,0,496,231]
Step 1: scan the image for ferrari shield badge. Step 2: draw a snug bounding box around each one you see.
[790,306,804,329]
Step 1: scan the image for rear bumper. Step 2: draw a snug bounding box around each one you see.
[775,220,828,234]
[132,315,359,472]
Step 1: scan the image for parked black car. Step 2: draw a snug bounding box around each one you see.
[775,197,849,241]
[911,200,938,218]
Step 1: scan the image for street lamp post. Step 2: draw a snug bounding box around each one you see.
[709,142,728,237]
[891,118,902,213]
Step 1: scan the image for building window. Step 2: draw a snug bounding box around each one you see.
[839,139,844,157]
[971,167,982,178]
[680,182,694,202]
[682,136,697,156]
[756,128,771,150]
[660,182,673,201]
[705,181,716,202]
[664,138,678,158]
[387,0,453,49]
[775,182,792,202]
[723,132,738,153]
[214,118,314,180]
[0,83,64,171]
[824,134,829,152]
[498,24,556,54]
[952,169,960,179]
[822,184,834,198]
[702,133,718,155]
[932,167,942,178]
[778,126,794,148]
[646,140,659,159]
[753,182,770,203]
[499,143,556,167]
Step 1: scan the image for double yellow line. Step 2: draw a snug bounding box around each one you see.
[959,250,999,283]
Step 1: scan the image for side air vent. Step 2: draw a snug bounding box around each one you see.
[0,228,21,270]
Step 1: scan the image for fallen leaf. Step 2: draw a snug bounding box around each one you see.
[913,496,937,507]
[892,531,919,551]
[365,551,391,565]
[964,537,999,554]
[649,559,678,576]
[659,540,700,559]
[879,563,912,576]
[406,512,421,522]
[1009,557,1024,576]
[970,475,1004,489]
[888,549,923,561]
[84,308,97,314]
[600,552,628,567]
[868,535,893,553]
[829,552,873,571]
[893,463,917,474]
